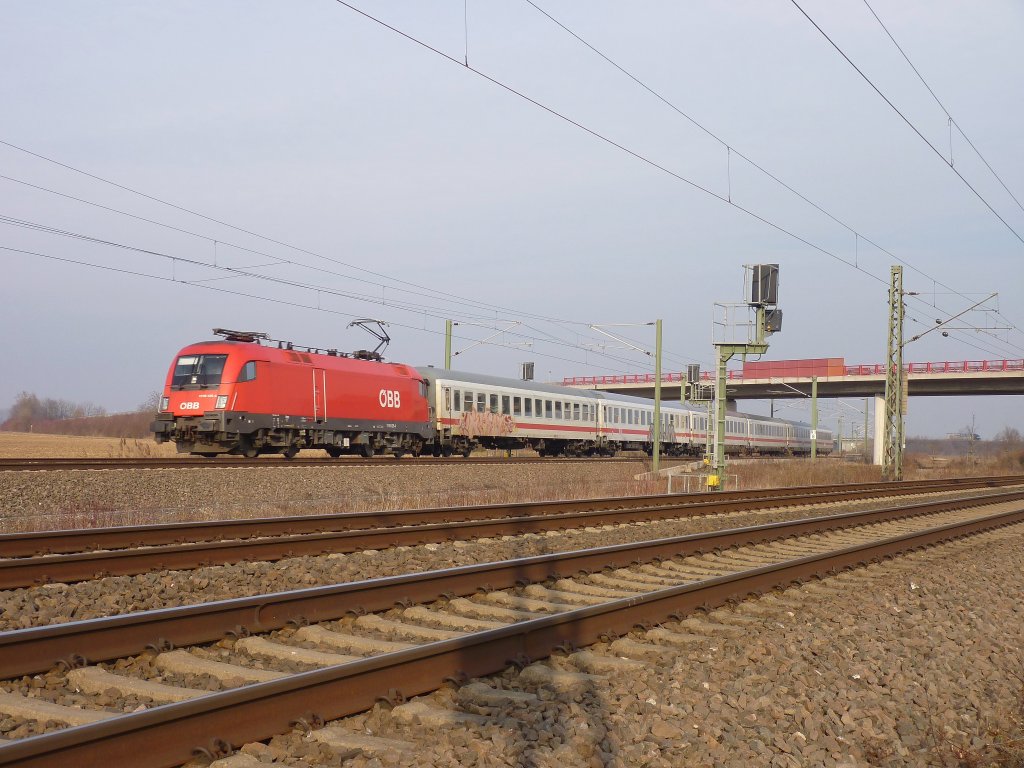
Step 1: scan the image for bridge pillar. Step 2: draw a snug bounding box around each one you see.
[872,394,885,466]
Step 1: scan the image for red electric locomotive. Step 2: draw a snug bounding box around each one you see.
[151,329,432,458]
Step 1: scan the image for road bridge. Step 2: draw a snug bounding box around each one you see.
[563,359,1024,400]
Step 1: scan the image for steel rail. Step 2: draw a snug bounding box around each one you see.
[2,478,1020,588]
[2,475,1018,559]
[2,502,1021,767]
[1,488,1022,681]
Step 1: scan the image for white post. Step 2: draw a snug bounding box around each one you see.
[872,394,885,466]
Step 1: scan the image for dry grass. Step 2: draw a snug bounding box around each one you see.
[0,431,178,458]
[924,673,1024,768]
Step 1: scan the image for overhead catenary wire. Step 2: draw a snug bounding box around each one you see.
[5,6,1018,368]
[861,0,1024,218]
[789,0,1024,254]
[524,0,1024,352]
[327,0,1024,360]
[2,244,650,375]
[0,214,695,371]
[0,161,705,366]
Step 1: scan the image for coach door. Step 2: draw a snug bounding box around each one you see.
[313,368,327,422]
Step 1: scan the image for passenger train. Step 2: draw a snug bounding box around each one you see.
[151,330,834,459]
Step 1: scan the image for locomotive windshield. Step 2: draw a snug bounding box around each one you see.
[171,354,228,390]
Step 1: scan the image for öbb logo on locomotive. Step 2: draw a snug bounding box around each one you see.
[378,389,401,409]
[150,328,833,459]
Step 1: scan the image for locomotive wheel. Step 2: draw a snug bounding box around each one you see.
[282,445,299,460]
[241,445,259,459]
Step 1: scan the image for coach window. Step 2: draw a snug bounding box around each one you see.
[453,391,461,411]
[502,395,510,415]
[572,403,579,420]
[524,398,532,417]
[545,400,552,418]
[553,402,561,419]
[477,393,486,413]
[513,397,522,416]
[489,394,499,413]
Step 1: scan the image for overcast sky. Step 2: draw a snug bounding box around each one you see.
[2,1,1022,438]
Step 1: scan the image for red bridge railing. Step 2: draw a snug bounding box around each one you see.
[562,359,1024,386]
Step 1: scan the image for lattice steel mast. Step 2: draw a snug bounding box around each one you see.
[882,266,905,480]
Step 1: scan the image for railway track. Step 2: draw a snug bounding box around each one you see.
[0,489,1022,766]
[1,477,1020,588]
[0,455,671,472]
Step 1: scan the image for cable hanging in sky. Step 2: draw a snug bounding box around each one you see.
[327,0,1024,360]
[524,0,1024,349]
[789,0,1024,251]
[861,0,1024,218]
[1,211,705,370]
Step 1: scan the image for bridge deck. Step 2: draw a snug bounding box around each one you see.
[564,359,1024,399]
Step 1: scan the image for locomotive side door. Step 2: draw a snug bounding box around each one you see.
[313,368,327,422]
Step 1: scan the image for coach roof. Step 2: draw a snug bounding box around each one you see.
[415,367,611,399]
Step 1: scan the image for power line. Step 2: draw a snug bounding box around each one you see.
[328,0,1024,360]
[789,0,1024,251]
[525,0,1024,351]
[1,215,693,370]
[0,159,706,365]
[2,244,652,375]
[861,0,1024,218]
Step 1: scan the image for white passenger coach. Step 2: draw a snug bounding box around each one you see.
[417,368,833,458]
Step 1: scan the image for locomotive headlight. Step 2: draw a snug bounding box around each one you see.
[160,397,169,411]
[215,395,228,409]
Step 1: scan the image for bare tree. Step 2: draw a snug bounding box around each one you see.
[137,390,163,413]
[995,426,1022,444]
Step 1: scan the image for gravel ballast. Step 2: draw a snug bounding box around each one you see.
[0,490,1000,631]
[0,462,657,531]
[234,524,1024,767]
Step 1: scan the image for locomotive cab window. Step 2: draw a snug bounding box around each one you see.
[171,354,228,390]
[237,361,257,383]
